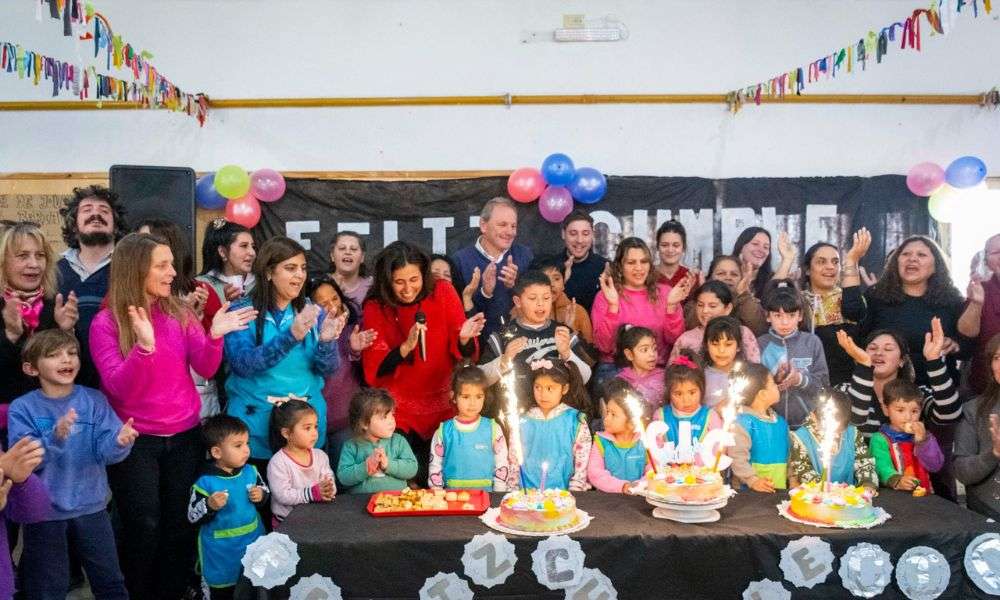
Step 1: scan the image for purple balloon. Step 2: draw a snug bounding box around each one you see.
[538,186,574,223]
[906,162,945,197]
[250,168,286,203]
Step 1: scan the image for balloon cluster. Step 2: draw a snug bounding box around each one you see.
[906,156,989,224]
[195,166,287,228]
[507,153,608,223]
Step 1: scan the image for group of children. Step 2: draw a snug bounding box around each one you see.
[3,264,947,600]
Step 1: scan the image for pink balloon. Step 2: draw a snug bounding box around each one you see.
[507,167,546,203]
[225,194,261,228]
[906,162,945,197]
[250,168,286,203]
[538,186,574,223]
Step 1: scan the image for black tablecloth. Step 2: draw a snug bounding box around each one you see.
[237,490,1000,599]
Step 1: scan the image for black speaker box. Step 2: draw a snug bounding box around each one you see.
[109,164,196,253]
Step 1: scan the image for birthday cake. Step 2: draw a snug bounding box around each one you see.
[498,489,578,532]
[788,481,877,526]
[645,464,726,504]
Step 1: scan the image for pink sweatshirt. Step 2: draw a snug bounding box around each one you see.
[267,447,335,520]
[587,431,650,493]
[591,284,685,365]
[616,367,665,418]
[668,325,761,364]
[90,304,222,436]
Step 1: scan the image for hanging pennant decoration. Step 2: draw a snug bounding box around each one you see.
[726,0,992,113]
[21,0,208,124]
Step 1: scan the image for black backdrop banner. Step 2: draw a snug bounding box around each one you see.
[256,174,931,276]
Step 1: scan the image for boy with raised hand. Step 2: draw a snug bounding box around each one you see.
[9,328,136,599]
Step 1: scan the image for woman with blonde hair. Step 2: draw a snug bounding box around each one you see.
[0,222,79,419]
[89,232,255,599]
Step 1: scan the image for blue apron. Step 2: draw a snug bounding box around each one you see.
[658,405,712,445]
[194,466,264,587]
[737,412,790,489]
[442,417,496,490]
[594,434,646,482]
[794,423,858,485]
[521,407,581,490]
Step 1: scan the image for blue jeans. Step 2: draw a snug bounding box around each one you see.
[21,509,127,600]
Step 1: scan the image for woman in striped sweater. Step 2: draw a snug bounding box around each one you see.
[835,317,960,437]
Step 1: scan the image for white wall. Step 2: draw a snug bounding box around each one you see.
[1,0,999,175]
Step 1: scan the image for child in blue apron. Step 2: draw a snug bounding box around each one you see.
[654,351,724,465]
[729,362,790,492]
[587,380,649,493]
[788,391,878,489]
[428,365,511,490]
[519,359,592,491]
[188,415,269,599]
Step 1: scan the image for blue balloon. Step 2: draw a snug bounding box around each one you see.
[568,167,607,204]
[196,173,228,210]
[541,153,576,186]
[944,156,987,189]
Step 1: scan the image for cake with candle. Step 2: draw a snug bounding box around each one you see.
[645,464,727,504]
[498,489,579,532]
[788,481,877,526]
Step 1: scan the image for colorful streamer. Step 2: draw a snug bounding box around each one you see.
[726,0,991,113]
[30,0,207,124]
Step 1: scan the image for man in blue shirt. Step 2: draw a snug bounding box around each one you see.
[451,197,533,339]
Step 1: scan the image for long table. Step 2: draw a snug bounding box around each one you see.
[236,489,1000,599]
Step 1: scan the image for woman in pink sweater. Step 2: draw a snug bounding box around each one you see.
[89,233,255,600]
[591,237,692,386]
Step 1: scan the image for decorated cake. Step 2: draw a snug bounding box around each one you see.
[498,489,579,532]
[788,481,877,526]
[645,464,726,504]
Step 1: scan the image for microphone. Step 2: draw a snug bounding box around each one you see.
[414,311,427,361]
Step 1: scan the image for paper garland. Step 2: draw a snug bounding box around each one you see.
[727,0,993,113]
[20,0,208,124]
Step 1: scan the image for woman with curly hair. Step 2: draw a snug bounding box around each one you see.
[859,235,974,386]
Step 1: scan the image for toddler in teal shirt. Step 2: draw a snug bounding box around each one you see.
[337,389,418,493]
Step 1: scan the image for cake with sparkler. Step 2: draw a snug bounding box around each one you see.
[788,481,877,526]
[498,489,579,532]
[645,464,726,503]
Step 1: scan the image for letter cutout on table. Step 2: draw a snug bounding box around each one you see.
[779,536,833,589]
[419,572,474,600]
[532,535,585,590]
[742,579,791,600]
[462,532,516,588]
[896,546,949,600]
[567,568,617,600]
[965,532,1000,596]
[839,542,893,598]
[241,532,300,589]
[289,574,343,600]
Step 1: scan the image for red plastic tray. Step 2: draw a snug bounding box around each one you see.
[367,489,491,517]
